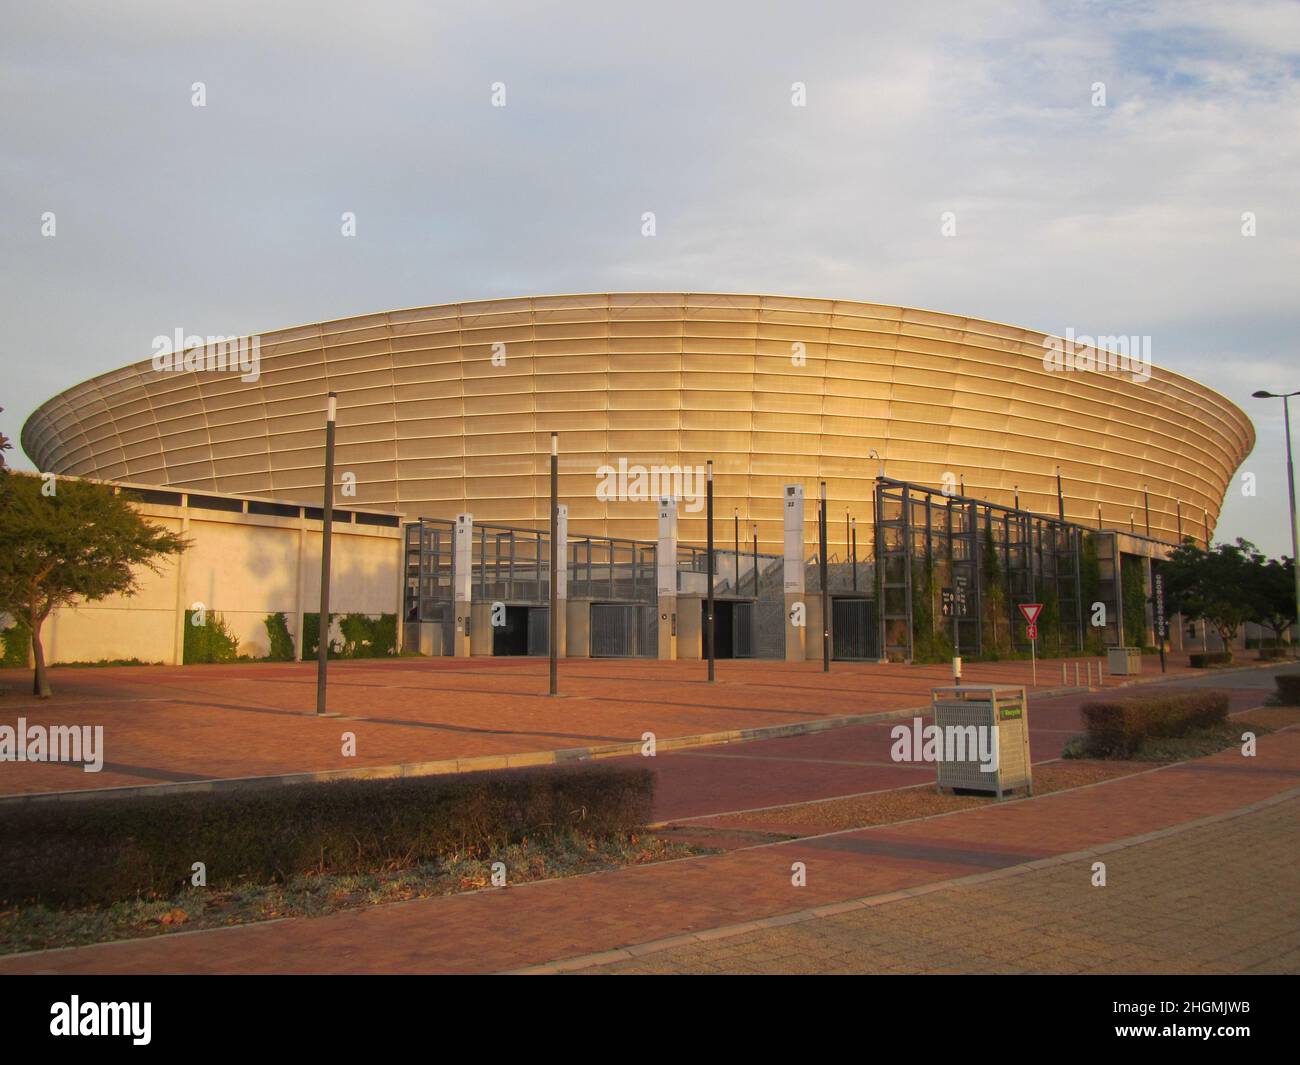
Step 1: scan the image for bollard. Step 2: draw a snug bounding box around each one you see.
[1074,661,1080,686]
[1062,663,1067,685]
[1086,660,1092,687]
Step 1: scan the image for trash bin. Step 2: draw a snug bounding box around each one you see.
[1107,646,1142,676]
[930,685,1032,799]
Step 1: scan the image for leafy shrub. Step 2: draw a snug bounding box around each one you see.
[1,620,30,668]
[338,613,397,658]
[263,612,295,661]
[1190,651,1233,668]
[0,763,654,908]
[1274,673,1300,706]
[1077,691,1230,758]
[303,612,396,659]
[183,610,239,663]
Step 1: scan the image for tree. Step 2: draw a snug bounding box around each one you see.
[0,474,187,696]
[1252,554,1296,648]
[0,405,11,469]
[1161,538,1258,660]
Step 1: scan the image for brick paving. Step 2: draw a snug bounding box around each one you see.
[3,722,1295,975]
[0,654,1247,799]
[581,795,1300,975]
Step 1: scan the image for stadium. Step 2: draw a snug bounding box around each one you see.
[21,292,1253,553]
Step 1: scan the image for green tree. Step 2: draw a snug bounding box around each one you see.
[1121,554,1149,649]
[1251,554,1296,648]
[980,521,1008,657]
[1162,538,1259,661]
[0,475,187,696]
[1080,534,1105,654]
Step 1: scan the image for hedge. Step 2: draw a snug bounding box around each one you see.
[302,612,397,659]
[183,609,240,663]
[1079,691,1230,758]
[0,763,654,908]
[1274,673,1300,706]
[1,621,30,668]
[1190,651,1233,668]
[263,612,295,661]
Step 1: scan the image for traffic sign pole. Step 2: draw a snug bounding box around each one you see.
[1019,603,1043,687]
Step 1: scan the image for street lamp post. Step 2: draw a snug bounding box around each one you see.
[549,432,558,696]
[733,507,739,583]
[706,460,715,683]
[1251,389,1300,654]
[316,391,337,715]
[851,516,858,591]
[819,481,829,673]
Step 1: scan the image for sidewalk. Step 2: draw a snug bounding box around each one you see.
[5,721,1296,974]
[577,794,1300,974]
[0,654,1240,799]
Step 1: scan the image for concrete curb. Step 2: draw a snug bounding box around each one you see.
[506,783,1300,974]
[0,662,1278,805]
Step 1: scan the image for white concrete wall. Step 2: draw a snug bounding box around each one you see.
[21,496,403,665]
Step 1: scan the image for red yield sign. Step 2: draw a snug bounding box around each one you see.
[1018,603,1043,626]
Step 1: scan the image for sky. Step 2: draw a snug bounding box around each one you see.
[1,0,1297,555]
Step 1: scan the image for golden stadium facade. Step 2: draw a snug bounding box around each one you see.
[21,293,1253,551]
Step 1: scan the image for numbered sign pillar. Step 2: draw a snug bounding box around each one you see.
[783,485,806,661]
[452,512,473,658]
[657,498,678,660]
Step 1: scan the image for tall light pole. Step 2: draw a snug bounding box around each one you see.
[851,516,858,591]
[316,391,337,715]
[706,460,715,682]
[549,431,558,696]
[819,480,830,673]
[733,507,739,589]
[1251,389,1300,652]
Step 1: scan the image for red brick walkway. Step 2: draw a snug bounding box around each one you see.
[0,654,1219,798]
[5,718,1294,974]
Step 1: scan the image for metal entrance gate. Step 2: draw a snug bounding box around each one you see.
[833,597,878,660]
[527,607,549,656]
[733,601,754,657]
[590,603,656,657]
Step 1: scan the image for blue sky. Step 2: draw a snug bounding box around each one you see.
[1,0,1297,554]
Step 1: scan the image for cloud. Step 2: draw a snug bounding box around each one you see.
[1,0,1297,553]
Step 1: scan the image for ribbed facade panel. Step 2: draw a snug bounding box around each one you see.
[21,293,1254,551]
